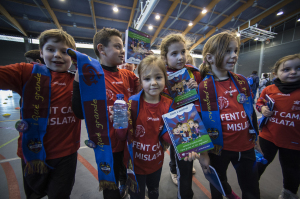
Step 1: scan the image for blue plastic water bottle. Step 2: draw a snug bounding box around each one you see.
[113,94,128,129]
[255,149,268,164]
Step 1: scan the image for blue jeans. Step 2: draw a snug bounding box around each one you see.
[129,167,162,199]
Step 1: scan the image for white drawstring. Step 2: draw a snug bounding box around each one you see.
[238,152,241,161]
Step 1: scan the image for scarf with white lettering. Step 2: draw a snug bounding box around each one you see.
[125,90,172,192]
[67,49,117,191]
[198,71,257,155]
[22,64,51,175]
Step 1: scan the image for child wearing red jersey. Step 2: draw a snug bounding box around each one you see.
[118,55,173,199]
[256,54,300,199]
[72,28,139,199]
[159,33,206,198]
[197,31,260,199]
[0,29,81,199]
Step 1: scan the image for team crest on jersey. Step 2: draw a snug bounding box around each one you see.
[106,89,114,101]
[135,125,145,137]
[218,96,229,110]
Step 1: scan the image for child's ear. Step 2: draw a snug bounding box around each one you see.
[36,59,42,64]
[97,43,106,56]
[206,53,213,65]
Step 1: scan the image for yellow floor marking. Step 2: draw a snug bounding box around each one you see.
[0,136,19,149]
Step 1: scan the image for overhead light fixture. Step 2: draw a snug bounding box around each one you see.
[298,18,300,22]
[254,37,258,41]
[215,27,219,32]
[231,16,235,22]
[113,5,118,12]
[73,22,77,28]
[252,0,257,7]
[155,14,160,20]
[277,9,283,16]
[60,0,65,1]
[67,10,72,17]
[148,25,153,30]
[236,32,240,37]
[23,14,28,20]
[188,21,193,26]
[202,7,207,14]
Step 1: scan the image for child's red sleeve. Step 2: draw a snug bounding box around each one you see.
[133,74,140,94]
[256,88,267,112]
[0,63,33,95]
[162,132,172,144]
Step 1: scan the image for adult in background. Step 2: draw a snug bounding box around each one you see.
[259,73,270,96]
[249,71,259,101]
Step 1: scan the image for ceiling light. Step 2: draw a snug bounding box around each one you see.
[67,10,72,17]
[254,37,258,41]
[202,8,207,14]
[188,21,193,26]
[113,5,118,12]
[155,14,160,20]
[23,14,28,20]
[60,0,65,1]
[236,32,240,37]
[148,25,153,30]
[277,9,283,16]
[73,22,77,28]
[231,16,235,22]
[298,18,300,22]
[252,0,257,7]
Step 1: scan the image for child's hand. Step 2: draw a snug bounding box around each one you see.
[184,151,200,161]
[255,137,264,156]
[199,151,210,174]
[187,79,198,89]
[261,106,273,117]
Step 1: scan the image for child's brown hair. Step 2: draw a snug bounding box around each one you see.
[24,49,45,64]
[137,55,168,86]
[199,31,240,78]
[93,28,122,58]
[272,54,300,75]
[38,29,76,50]
[159,34,191,62]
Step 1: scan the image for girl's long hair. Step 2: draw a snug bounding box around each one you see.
[199,31,240,78]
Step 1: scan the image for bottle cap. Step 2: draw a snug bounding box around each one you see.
[116,94,124,99]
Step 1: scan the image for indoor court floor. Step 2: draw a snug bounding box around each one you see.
[1,90,299,199]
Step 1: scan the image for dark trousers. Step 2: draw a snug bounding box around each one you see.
[22,152,77,199]
[169,145,194,199]
[209,148,260,199]
[258,137,300,194]
[129,167,162,199]
[103,151,126,199]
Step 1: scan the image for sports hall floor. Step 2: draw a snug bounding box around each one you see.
[1,90,299,199]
